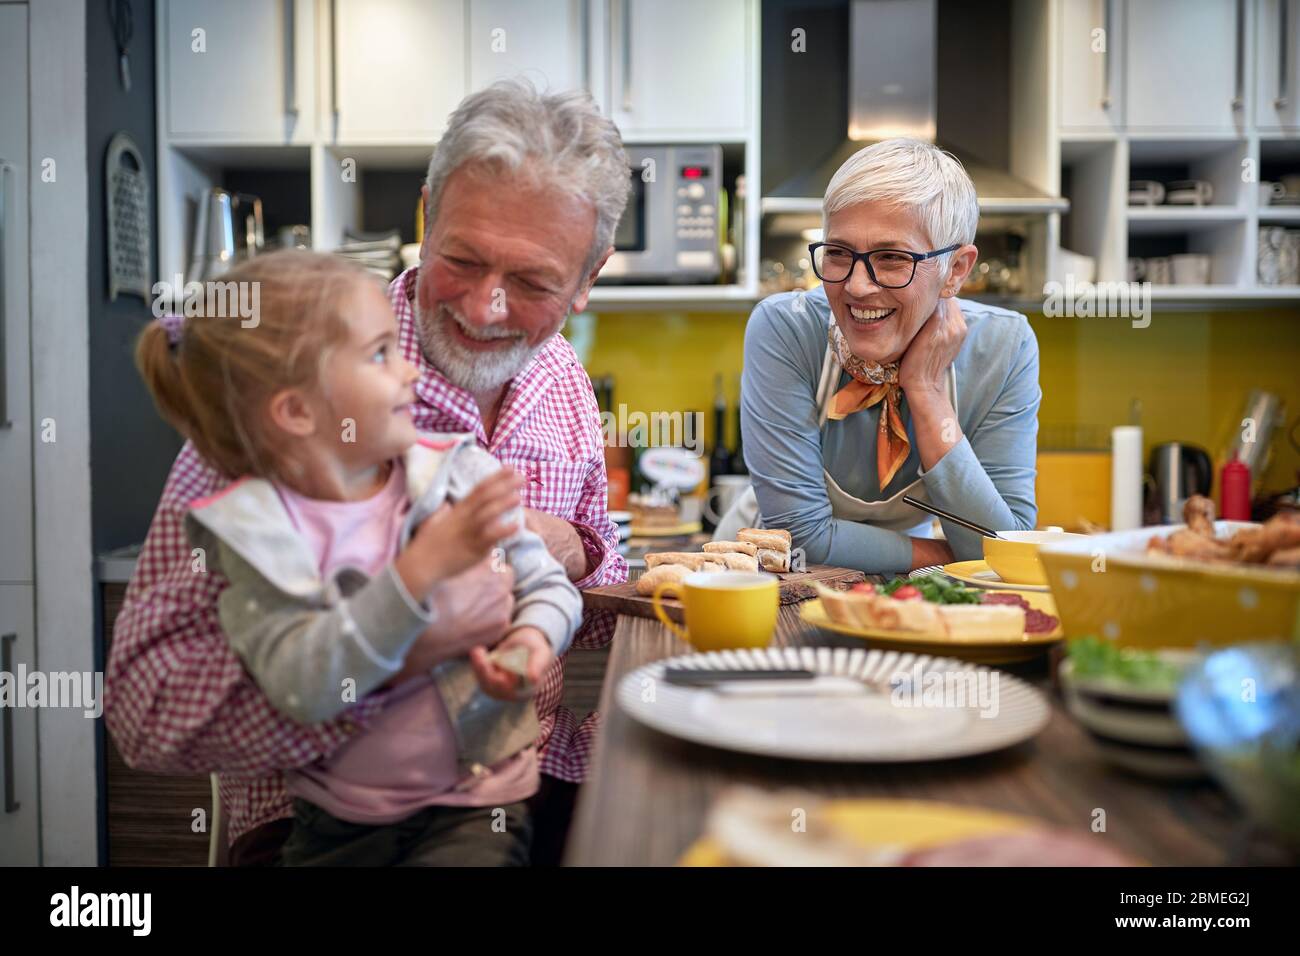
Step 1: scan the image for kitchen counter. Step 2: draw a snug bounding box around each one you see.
[95,544,142,583]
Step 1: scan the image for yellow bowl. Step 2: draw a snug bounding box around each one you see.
[1038,522,1300,649]
[983,530,1088,586]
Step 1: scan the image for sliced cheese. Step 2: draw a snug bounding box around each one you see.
[937,604,1025,640]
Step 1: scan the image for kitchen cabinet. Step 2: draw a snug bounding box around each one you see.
[1057,0,1122,131]
[333,0,466,143]
[0,3,35,866]
[161,0,316,143]
[1124,0,1247,132]
[608,0,752,138]
[1255,0,1300,129]
[0,1,32,586]
[469,0,590,94]
[0,585,39,865]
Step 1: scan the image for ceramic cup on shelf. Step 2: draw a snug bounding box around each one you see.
[1260,182,1286,206]
[1259,226,1286,285]
[1127,257,1146,282]
[1128,180,1165,206]
[1165,180,1214,206]
[1281,173,1300,198]
[1283,231,1300,286]
[1170,253,1211,286]
[1145,256,1173,285]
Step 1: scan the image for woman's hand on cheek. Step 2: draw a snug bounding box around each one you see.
[898,297,967,398]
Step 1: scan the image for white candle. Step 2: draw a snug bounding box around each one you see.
[1110,425,1144,530]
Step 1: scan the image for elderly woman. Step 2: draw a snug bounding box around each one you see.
[719,139,1040,573]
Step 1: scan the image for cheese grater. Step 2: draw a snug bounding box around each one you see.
[106,131,151,302]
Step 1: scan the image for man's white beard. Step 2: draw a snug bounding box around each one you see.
[416,301,546,394]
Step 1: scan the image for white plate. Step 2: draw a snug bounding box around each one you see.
[617,646,1049,763]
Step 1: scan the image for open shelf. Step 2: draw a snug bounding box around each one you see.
[1126,207,1247,233]
[585,284,757,312]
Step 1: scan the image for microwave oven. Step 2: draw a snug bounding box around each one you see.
[599,144,723,285]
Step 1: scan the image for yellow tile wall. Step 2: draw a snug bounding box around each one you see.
[566,307,1300,496]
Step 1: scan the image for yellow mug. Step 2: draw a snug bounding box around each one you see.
[651,571,779,651]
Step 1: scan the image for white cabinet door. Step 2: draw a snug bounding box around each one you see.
[609,0,751,138]
[1124,0,1246,131]
[0,586,39,865]
[1255,0,1300,129]
[333,0,466,143]
[163,0,315,143]
[469,0,589,94]
[1058,0,1122,131]
[0,2,32,586]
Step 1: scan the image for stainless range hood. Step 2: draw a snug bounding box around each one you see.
[765,0,1067,216]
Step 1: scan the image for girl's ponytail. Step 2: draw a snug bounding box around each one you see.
[135,318,199,442]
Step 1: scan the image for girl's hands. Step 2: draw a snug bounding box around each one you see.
[394,468,523,601]
[469,627,554,702]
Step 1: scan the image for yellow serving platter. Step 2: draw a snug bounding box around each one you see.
[940,559,1051,593]
[800,591,1063,664]
[680,799,1035,866]
[628,521,703,538]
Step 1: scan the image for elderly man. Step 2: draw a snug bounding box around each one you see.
[106,79,631,866]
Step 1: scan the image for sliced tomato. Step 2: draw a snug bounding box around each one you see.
[850,582,876,594]
[890,585,922,601]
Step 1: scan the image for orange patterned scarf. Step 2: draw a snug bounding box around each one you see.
[826,325,910,490]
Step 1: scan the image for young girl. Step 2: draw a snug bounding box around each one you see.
[136,250,581,866]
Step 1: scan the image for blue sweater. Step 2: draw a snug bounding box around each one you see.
[740,285,1041,573]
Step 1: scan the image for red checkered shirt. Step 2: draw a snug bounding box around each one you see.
[105,266,626,845]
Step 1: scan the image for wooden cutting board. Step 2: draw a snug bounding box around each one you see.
[583,565,866,624]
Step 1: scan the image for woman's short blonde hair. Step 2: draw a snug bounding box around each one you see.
[823,138,979,261]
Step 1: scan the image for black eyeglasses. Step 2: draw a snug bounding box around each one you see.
[807,241,962,289]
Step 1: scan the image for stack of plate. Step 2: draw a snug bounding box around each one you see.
[334,229,402,280]
[1059,651,1204,780]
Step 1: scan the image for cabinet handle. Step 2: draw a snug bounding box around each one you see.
[1100,0,1112,109]
[1278,0,1291,109]
[284,0,298,117]
[1232,0,1245,110]
[330,0,339,136]
[2,633,17,813]
[0,161,11,431]
[619,0,632,112]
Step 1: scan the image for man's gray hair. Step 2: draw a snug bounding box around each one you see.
[425,78,631,277]
[824,138,979,268]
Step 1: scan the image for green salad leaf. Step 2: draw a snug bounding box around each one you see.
[1067,635,1184,689]
[878,573,983,605]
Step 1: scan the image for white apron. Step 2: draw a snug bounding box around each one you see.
[714,343,959,543]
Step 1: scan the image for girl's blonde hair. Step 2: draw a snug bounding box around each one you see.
[136,250,375,480]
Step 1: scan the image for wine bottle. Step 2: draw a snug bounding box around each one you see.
[708,374,732,480]
[729,374,748,475]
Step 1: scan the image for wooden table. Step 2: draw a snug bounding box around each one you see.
[565,604,1294,866]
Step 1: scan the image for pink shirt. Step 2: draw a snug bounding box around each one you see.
[275,459,537,824]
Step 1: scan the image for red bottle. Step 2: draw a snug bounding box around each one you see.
[1220,454,1251,521]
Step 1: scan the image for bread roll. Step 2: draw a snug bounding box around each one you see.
[714,552,759,572]
[645,552,711,571]
[737,528,792,550]
[703,541,759,557]
[634,563,694,596]
[698,561,726,574]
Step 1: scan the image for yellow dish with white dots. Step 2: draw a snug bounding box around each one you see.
[1038,522,1300,648]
